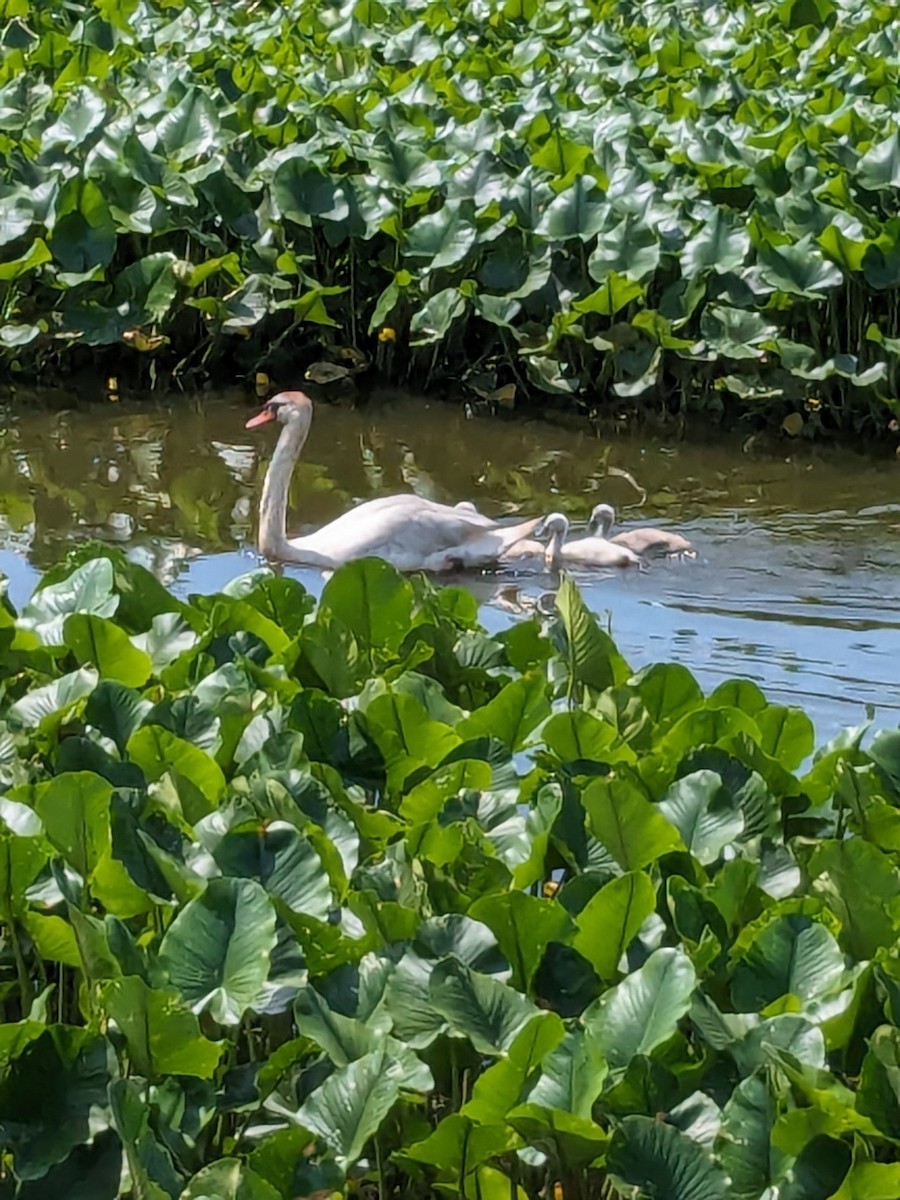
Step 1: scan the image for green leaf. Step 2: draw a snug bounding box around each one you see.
[85,681,151,754]
[554,575,629,694]
[756,234,844,298]
[49,179,116,273]
[583,948,696,1070]
[35,771,111,879]
[456,673,550,752]
[0,1028,113,1182]
[429,959,540,1056]
[298,1043,427,1168]
[573,273,645,316]
[102,976,223,1078]
[6,667,98,732]
[319,558,414,654]
[807,838,900,960]
[44,85,107,151]
[127,725,226,816]
[572,871,656,980]
[755,705,815,769]
[584,774,684,870]
[20,558,117,645]
[730,913,846,1011]
[160,877,277,1024]
[588,215,660,282]
[405,202,476,269]
[714,1074,775,1200]
[858,1025,900,1138]
[0,237,52,282]
[469,891,574,991]
[681,208,749,279]
[156,87,220,162]
[608,1115,729,1200]
[213,820,333,920]
[528,1028,608,1117]
[180,1159,281,1200]
[64,613,153,687]
[858,133,900,190]
[464,1013,566,1123]
[409,287,467,343]
[658,770,743,865]
[536,176,606,241]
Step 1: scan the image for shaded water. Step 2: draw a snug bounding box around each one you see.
[1,389,898,739]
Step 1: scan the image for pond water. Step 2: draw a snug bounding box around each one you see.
[1,388,898,741]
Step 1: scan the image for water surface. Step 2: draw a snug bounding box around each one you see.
[1,389,897,740]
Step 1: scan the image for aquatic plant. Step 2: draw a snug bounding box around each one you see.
[0,548,898,1196]
[1,0,899,435]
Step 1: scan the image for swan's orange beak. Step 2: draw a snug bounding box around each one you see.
[245,407,275,428]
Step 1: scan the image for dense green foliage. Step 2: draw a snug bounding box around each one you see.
[2,0,900,434]
[0,549,899,1197]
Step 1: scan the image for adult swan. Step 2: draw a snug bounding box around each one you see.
[245,391,542,571]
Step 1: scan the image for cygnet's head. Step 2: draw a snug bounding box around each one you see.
[589,502,616,537]
[534,512,570,543]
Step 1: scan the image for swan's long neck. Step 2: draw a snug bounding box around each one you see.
[258,417,308,557]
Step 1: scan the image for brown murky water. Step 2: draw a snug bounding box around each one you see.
[1,389,898,739]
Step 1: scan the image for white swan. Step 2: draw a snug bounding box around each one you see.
[245,392,542,571]
[540,512,641,570]
[591,503,694,557]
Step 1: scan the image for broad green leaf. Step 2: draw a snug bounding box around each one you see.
[405,202,476,269]
[455,673,550,752]
[429,959,540,1056]
[160,877,277,1024]
[714,1074,776,1200]
[6,668,98,732]
[658,770,743,865]
[464,1014,565,1123]
[298,1043,430,1168]
[858,133,900,190]
[608,1115,729,1200]
[64,614,153,687]
[102,977,223,1079]
[681,209,749,279]
[807,838,900,960]
[179,1159,281,1200]
[84,681,151,753]
[572,871,656,980]
[35,771,111,879]
[156,87,220,162]
[469,891,574,991]
[730,913,846,1011]
[213,820,333,920]
[535,176,606,241]
[127,725,226,815]
[527,1028,608,1117]
[554,575,629,695]
[0,1028,113,1182]
[19,558,117,645]
[858,1025,900,1138]
[584,774,684,870]
[319,558,414,653]
[583,948,696,1070]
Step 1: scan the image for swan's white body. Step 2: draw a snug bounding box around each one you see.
[591,503,694,557]
[540,512,640,570]
[246,392,540,571]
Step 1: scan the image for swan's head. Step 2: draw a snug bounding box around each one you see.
[246,390,313,429]
[589,502,616,537]
[534,512,569,543]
